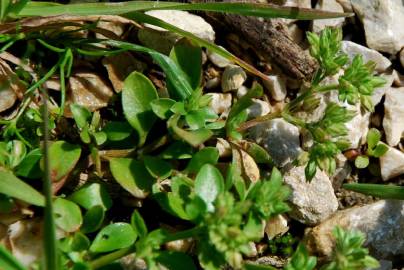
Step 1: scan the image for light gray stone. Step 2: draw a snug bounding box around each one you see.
[305,200,404,259]
[262,75,287,101]
[249,118,301,167]
[247,99,271,119]
[138,10,215,54]
[207,47,232,68]
[221,65,247,92]
[383,87,404,146]
[312,0,345,33]
[208,93,232,115]
[265,214,289,240]
[351,0,404,54]
[341,41,392,73]
[400,48,404,69]
[284,166,338,225]
[380,146,404,181]
[371,73,394,106]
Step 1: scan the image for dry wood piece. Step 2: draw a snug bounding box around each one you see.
[218,14,318,80]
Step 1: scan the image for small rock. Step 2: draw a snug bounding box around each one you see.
[284,166,338,225]
[249,118,301,167]
[351,0,404,54]
[236,85,249,98]
[265,214,289,240]
[247,99,271,119]
[165,238,193,252]
[95,21,125,39]
[312,0,345,33]
[304,200,404,259]
[208,93,232,115]
[282,0,311,8]
[336,0,353,12]
[205,77,220,89]
[262,75,287,101]
[102,52,146,92]
[331,153,351,189]
[207,47,232,68]
[67,72,114,113]
[383,87,404,146]
[341,41,392,73]
[287,23,304,44]
[221,65,247,92]
[380,146,404,181]
[120,254,148,270]
[138,10,215,54]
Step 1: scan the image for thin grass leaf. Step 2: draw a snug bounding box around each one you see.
[343,183,404,200]
[19,1,352,19]
[0,242,27,270]
[124,11,269,81]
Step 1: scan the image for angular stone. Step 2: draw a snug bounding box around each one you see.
[262,75,287,101]
[312,0,345,33]
[138,10,215,54]
[380,146,404,181]
[371,73,394,106]
[305,200,404,259]
[383,87,404,146]
[284,166,338,225]
[249,118,301,167]
[351,0,404,54]
[265,214,289,240]
[247,99,271,119]
[207,47,232,68]
[341,41,392,72]
[221,65,247,92]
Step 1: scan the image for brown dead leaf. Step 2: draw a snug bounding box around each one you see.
[0,59,25,114]
[232,146,260,183]
[66,72,114,115]
[102,52,146,92]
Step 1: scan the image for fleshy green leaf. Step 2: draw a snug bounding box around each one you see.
[370,143,389,158]
[195,164,224,211]
[54,198,83,232]
[366,128,381,149]
[90,223,137,253]
[0,170,44,206]
[109,158,154,199]
[343,183,404,200]
[45,141,81,182]
[185,147,219,174]
[69,183,112,210]
[131,210,148,238]
[151,98,176,119]
[103,121,133,142]
[15,148,42,179]
[354,155,369,169]
[159,141,193,159]
[122,71,158,146]
[70,104,91,130]
[144,156,172,179]
[168,114,213,147]
[81,205,105,234]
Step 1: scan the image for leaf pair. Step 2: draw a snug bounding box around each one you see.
[354,128,388,169]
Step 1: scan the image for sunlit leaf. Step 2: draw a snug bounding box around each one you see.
[69,183,112,210]
[54,198,83,232]
[195,164,224,211]
[90,223,137,253]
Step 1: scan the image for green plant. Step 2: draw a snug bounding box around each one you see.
[354,128,388,169]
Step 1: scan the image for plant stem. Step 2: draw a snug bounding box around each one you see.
[90,246,135,269]
[41,88,59,270]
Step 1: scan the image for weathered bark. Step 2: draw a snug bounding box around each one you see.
[214,13,318,80]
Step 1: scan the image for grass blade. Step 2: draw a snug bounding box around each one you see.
[20,1,352,19]
[124,11,268,81]
[343,183,404,200]
[41,89,59,270]
[0,245,27,270]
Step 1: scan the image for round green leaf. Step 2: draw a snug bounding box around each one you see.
[194,164,224,211]
[144,156,172,179]
[44,141,81,182]
[0,170,44,206]
[366,128,381,149]
[109,158,154,199]
[355,155,369,169]
[54,198,83,232]
[70,104,91,129]
[122,71,158,146]
[15,148,42,179]
[90,223,137,253]
[69,183,112,210]
[151,98,176,119]
[71,232,90,252]
[371,143,389,158]
[81,205,105,234]
[103,121,133,142]
[185,147,219,174]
